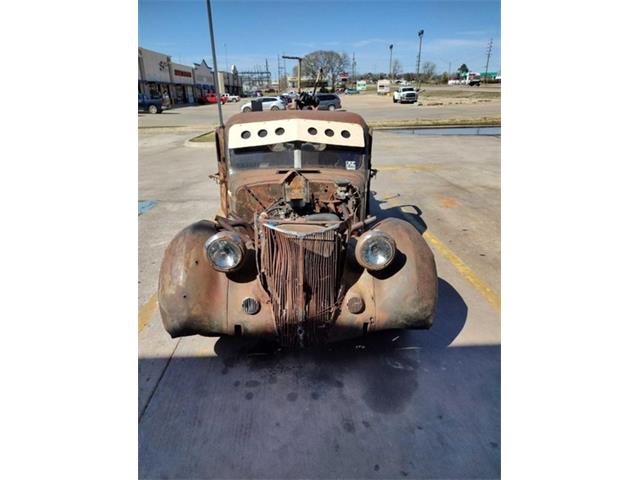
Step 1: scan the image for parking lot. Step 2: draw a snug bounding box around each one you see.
[139,88,501,479]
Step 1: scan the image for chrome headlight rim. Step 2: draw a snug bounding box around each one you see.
[204,231,246,272]
[355,230,396,271]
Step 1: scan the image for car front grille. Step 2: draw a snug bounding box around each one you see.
[259,221,347,347]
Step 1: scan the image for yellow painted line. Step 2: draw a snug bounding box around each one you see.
[383,193,500,311]
[423,230,500,311]
[138,292,158,333]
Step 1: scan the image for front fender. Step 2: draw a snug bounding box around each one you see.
[332,218,437,339]
[157,220,276,338]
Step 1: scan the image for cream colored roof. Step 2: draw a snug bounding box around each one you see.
[228,118,365,149]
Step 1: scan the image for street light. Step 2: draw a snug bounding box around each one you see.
[416,30,424,91]
[388,44,393,87]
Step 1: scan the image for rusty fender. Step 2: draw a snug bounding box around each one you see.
[157,220,277,338]
[158,218,436,341]
[329,218,438,341]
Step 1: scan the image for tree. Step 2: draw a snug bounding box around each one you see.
[457,63,469,77]
[391,59,402,79]
[440,72,449,84]
[421,61,436,81]
[302,50,350,91]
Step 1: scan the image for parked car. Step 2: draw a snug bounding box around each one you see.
[345,88,359,95]
[158,110,438,347]
[314,93,342,111]
[240,96,287,112]
[198,93,227,105]
[468,77,481,87]
[138,93,165,114]
[223,93,240,102]
[392,86,418,104]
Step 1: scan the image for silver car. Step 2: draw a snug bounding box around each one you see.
[240,96,286,112]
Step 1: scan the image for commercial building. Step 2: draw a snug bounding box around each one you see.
[138,47,243,104]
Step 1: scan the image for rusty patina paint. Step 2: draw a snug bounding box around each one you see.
[158,111,437,345]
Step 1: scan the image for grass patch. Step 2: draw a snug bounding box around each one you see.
[190,131,216,142]
[368,117,501,129]
[188,117,501,143]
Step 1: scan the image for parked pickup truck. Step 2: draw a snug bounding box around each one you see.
[392,86,418,104]
[138,94,165,114]
[223,93,240,102]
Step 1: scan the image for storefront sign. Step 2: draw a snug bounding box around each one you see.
[174,69,192,78]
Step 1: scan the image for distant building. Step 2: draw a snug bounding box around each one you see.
[138,47,243,104]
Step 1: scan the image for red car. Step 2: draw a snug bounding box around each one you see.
[198,93,227,105]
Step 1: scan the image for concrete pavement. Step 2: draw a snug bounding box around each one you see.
[138,101,500,478]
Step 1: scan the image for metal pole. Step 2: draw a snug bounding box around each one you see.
[284,55,303,94]
[484,38,493,84]
[206,0,224,127]
[388,44,393,82]
[416,30,424,91]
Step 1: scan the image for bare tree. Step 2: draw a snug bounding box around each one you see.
[421,61,436,81]
[302,50,350,90]
[391,59,402,79]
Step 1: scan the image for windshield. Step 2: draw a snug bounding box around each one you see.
[228,142,364,173]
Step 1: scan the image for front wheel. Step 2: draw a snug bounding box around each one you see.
[242,106,251,112]
[328,105,336,111]
[271,106,280,111]
[148,104,158,114]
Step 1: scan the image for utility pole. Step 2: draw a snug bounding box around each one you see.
[484,38,493,83]
[283,55,303,94]
[352,52,356,87]
[224,43,229,72]
[283,56,287,91]
[416,29,424,90]
[205,0,224,127]
[388,44,393,83]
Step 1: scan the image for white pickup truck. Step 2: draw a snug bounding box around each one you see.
[392,86,418,104]
[222,93,240,102]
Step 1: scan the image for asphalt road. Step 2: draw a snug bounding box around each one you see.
[137,85,500,129]
[138,107,501,478]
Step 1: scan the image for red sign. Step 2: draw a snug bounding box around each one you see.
[174,69,192,78]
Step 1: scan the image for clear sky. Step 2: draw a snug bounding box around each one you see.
[139,0,500,76]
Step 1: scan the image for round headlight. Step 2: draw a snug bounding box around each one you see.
[355,230,396,271]
[204,231,245,272]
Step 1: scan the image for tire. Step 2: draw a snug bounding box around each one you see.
[242,107,251,113]
[328,105,336,111]
[148,104,158,114]
[271,106,279,111]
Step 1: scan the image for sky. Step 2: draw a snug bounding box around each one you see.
[139,0,500,76]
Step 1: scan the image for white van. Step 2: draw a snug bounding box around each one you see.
[377,79,390,95]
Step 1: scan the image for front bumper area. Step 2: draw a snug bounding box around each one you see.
[157,218,437,343]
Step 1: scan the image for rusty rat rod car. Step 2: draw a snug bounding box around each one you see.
[158,110,437,347]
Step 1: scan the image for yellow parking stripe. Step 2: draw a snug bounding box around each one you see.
[422,231,500,311]
[138,292,158,333]
[382,193,500,311]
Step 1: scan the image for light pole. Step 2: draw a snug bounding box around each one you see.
[416,29,424,91]
[206,0,224,128]
[283,55,303,94]
[388,44,393,89]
